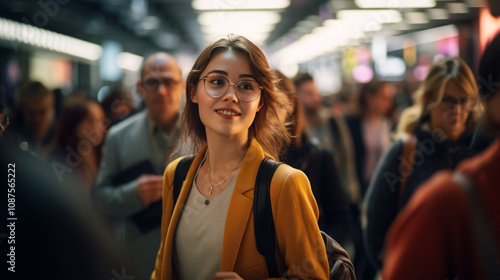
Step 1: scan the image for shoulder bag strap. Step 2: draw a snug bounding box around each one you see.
[254,157,282,278]
[173,155,195,205]
[453,171,500,280]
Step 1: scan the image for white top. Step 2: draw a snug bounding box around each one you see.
[173,155,238,280]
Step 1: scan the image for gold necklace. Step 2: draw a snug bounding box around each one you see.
[207,151,245,196]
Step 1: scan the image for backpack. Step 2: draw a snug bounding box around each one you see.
[173,156,356,280]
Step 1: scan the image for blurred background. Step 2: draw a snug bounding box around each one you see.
[0,0,499,106]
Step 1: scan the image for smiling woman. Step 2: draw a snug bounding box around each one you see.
[151,34,331,280]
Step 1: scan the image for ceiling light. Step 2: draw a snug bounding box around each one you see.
[355,0,435,8]
[202,25,274,34]
[428,8,449,20]
[192,0,290,10]
[405,12,430,24]
[198,11,281,26]
[337,10,402,23]
[117,52,143,72]
[447,3,469,14]
[0,17,102,61]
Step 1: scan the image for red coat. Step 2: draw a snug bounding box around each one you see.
[383,140,500,280]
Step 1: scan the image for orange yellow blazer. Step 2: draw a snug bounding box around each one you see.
[151,139,329,280]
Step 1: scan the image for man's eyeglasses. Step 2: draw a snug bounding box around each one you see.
[141,78,181,91]
[200,74,263,103]
[434,96,476,111]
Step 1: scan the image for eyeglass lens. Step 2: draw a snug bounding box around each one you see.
[203,74,261,102]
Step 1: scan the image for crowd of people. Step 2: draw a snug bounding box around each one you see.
[1,30,499,280]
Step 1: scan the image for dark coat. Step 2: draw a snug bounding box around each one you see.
[364,123,474,268]
[283,133,350,245]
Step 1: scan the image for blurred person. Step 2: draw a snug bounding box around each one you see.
[382,32,500,280]
[9,81,56,154]
[1,133,129,280]
[151,35,329,280]
[277,70,350,245]
[364,57,482,270]
[344,79,395,280]
[46,100,107,194]
[345,80,396,196]
[329,92,351,117]
[92,52,184,280]
[293,73,360,219]
[100,87,136,128]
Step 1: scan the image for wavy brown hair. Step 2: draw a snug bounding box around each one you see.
[181,34,290,159]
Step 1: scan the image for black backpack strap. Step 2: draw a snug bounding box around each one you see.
[173,155,195,205]
[254,157,282,278]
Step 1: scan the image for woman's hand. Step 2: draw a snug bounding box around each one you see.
[210,272,244,280]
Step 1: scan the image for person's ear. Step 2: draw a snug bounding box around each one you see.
[191,88,198,103]
[257,101,264,112]
[137,79,145,98]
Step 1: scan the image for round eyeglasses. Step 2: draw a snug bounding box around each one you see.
[434,96,477,111]
[200,74,263,103]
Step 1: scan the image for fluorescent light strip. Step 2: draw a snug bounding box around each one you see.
[198,11,281,25]
[405,12,430,24]
[273,20,354,65]
[337,10,402,23]
[0,17,102,61]
[355,0,435,8]
[428,8,449,20]
[192,0,290,10]
[117,52,143,72]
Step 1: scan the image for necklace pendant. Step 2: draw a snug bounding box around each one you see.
[209,186,214,196]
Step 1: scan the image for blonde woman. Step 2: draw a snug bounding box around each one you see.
[363,57,482,269]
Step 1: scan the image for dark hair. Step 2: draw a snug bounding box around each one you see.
[478,31,500,100]
[292,72,314,90]
[53,100,104,162]
[19,81,52,104]
[358,79,391,116]
[182,34,290,159]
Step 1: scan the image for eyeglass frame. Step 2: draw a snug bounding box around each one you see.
[432,96,477,111]
[141,77,181,92]
[198,74,263,103]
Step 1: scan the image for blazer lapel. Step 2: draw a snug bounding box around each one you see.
[220,139,268,271]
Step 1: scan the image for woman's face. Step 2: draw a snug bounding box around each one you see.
[429,81,473,141]
[75,103,106,146]
[192,50,262,141]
